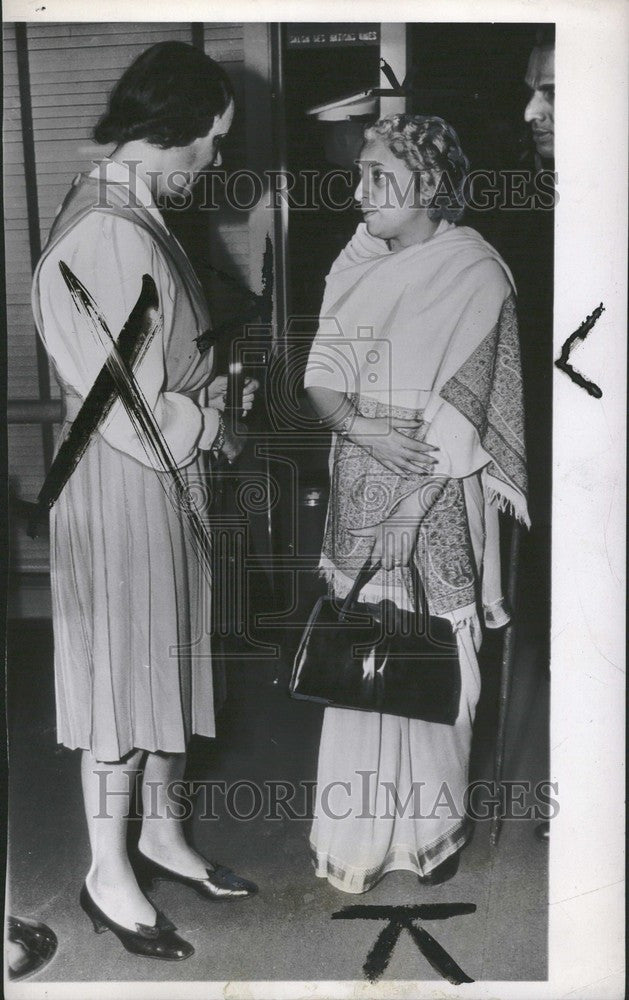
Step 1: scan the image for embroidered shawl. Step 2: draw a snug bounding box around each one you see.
[304,221,529,617]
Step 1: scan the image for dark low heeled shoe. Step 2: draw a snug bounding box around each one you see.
[79,883,194,961]
[417,851,460,886]
[134,851,258,901]
[6,915,58,980]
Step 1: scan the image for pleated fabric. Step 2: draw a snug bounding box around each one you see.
[50,429,214,762]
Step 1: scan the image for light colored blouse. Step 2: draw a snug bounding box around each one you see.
[35,158,219,469]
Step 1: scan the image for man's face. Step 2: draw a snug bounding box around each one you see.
[524,45,555,159]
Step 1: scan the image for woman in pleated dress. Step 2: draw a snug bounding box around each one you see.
[32,42,258,959]
[304,114,529,893]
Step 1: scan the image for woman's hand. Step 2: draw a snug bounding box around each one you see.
[305,384,437,476]
[349,481,446,569]
[206,376,259,415]
[350,492,422,570]
[348,414,438,477]
[240,379,259,415]
[205,375,227,409]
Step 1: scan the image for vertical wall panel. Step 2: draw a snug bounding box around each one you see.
[3,23,50,574]
[3,25,40,401]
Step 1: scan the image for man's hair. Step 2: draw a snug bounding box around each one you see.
[363,113,469,222]
[534,24,555,49]
[94,41,234,149]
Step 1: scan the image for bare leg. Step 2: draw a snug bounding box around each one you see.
[81,749,157,928]
[138,751,210,879]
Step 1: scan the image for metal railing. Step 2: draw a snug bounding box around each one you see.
[7,399,62,424]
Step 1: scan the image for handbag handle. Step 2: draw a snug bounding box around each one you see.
[340,557,380,614]
[340,554,430,625]
[409,557,430,626]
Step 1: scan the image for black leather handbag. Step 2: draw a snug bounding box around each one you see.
[290,559,461,724]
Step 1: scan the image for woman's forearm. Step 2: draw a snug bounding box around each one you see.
[306,386,366,437]
[306,385,437,478]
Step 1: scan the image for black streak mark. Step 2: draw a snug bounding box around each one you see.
[57,263,214,582]
[195,239,274,353]
[260,234,274,324]
[555,302,605,398]
[26,272,160,537]
[332,903,476,984]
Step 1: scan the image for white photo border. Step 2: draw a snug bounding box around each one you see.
[3,1,626,997]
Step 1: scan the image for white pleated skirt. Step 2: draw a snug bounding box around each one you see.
[50,426,215,762]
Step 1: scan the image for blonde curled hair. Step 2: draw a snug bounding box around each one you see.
[363,113,469,222]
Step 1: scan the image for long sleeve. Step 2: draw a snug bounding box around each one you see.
[303,317,362,396]
[425,401,492,478]
[196,384,221,450]
[36,211,214,469]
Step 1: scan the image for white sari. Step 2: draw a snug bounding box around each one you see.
[304,220,528,890]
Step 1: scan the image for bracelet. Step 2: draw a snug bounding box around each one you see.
[211,413,226,459]
[336,409,357,436]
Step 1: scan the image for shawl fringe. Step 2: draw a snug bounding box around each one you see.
[485,480,531,529]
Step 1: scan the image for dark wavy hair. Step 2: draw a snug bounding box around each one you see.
[363,113,470,222]
[94,41,234,149]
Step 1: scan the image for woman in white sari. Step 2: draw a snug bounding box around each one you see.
[304,114,529,893]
